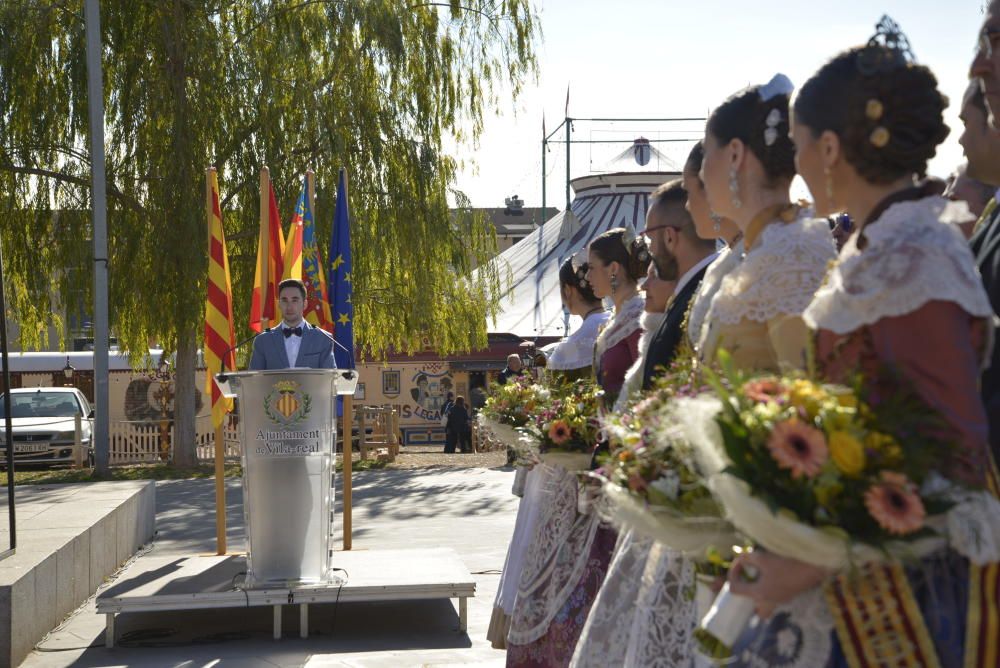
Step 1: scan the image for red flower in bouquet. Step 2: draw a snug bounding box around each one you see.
[767,419,828,479]
[864,471,926,536]
[743,378,785,404]
[548,420,572,445]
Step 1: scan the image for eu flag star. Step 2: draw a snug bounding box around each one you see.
[330,254,345,271]
[343,272,352,284]
[338,312,351,325]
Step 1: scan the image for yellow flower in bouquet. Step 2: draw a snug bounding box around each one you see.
[788,379,828,419]
[828,430,866,476]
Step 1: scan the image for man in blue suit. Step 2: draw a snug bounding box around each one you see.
[249,279,336,370]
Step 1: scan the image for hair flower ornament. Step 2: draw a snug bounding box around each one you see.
[763,108,782,147]
[757,73,794,102]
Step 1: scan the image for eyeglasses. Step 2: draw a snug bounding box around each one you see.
[979,26,1000,58]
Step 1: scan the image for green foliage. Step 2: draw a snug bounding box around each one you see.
[0,0,539,358]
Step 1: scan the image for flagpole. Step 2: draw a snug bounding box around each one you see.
[259,167,270,330]
[209,166,227,556]
[340,167,353,551]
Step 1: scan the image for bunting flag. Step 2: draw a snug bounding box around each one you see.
[204,169,236,429]
[300,173,335,332]
[248,169,285,332]
[328,168,354,369]
[282,181,305,280]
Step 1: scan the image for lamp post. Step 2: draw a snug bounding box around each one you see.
[62,357,75,387]
[151,357,174,462]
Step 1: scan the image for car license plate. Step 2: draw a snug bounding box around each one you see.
[14,442,49,453]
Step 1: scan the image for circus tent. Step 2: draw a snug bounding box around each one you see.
[485,171,678,338]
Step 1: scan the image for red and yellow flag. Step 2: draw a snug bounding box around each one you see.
[204,168,236,429]
[281,181,305,281]
[249,168,285,332]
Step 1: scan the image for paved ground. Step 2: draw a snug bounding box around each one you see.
[21,451,519,667]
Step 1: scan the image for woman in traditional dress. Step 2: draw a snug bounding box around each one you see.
[487,259,609,649]
[725,23,1000,668]
[695,74,837,370]
[505,230,648,667]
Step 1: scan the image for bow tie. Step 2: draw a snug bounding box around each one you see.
[283,326,303,338]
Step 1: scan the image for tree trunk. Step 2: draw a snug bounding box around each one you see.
[173,329,198,467]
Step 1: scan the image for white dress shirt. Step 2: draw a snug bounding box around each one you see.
[282,321,304,367]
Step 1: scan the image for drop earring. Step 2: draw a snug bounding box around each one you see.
[729,168,742,209]
[610,272,618,295]
[711,213,722,235]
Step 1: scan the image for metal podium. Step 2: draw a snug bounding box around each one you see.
[225,369,357,588]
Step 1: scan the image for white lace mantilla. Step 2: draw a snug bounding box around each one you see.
[705,215,836,326]
[572,535,697,668]
[594,295,645,362]
[804,196,993,337]
[509,465,601,645]
[688,243,742,348]
[548,310,612,371]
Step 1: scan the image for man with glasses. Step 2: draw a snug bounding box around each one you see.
[639,179,717,390]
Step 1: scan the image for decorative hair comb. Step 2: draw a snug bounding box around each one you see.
[758,73,794,102]
[857,15,914,75]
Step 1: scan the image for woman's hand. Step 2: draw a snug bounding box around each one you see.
[728,550,832,619]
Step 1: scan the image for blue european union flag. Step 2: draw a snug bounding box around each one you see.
[328,168,354,370]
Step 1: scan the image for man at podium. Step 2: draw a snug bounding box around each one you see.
[249,279,336,370]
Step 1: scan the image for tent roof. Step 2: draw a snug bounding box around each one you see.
[484,171,679,338]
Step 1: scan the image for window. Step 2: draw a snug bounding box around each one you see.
[382,370,401,395]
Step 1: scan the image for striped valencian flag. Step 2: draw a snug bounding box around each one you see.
[204,168,236,428]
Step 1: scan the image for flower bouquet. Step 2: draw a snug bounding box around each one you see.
[688,352,1000,657]
[478,375,547,462]
[526,378,604,471]
[598,374,735,555]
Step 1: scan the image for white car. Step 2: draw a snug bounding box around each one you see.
[0,388,94,467]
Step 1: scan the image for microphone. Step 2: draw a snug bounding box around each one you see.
[216,328,269,383]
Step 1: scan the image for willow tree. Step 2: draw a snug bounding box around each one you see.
[0,0,538,466]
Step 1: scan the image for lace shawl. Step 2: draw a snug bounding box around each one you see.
[804,196,993,341]
[594,295,646,363]
[703,215,836,328]
[548,311,612,371]
[688,242,743,352]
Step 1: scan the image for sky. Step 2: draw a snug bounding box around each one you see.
[452,0,987,209]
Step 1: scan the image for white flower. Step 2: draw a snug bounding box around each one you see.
[649,471,680,500]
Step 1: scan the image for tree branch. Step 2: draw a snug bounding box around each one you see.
[0,162,146,215]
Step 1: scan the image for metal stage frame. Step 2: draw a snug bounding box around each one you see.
[96,547,476,647]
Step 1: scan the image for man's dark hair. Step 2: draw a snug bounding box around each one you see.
[649,179,715,251]
[278,278,307,299]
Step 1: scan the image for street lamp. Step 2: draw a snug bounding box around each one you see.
[62,357,75,386]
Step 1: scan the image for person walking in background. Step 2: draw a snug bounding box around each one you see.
[445,396,472,454]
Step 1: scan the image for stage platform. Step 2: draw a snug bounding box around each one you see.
[96,547,476,647]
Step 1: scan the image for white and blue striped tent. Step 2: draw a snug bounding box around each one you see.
[486,171,679,338]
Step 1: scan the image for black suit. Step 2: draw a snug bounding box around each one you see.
[641,263,710,391]
[972,204,1000,461]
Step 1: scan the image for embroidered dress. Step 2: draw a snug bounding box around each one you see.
[727,196,1000,668]
[507,296,643,667]
[697,210,837,370]
[488,311,610,649]
[573,247,742,668]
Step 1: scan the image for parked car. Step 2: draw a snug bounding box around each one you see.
[0,388,94,467]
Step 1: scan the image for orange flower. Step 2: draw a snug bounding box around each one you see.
[864,471,925,535]
[743,378,786,404]
[766,419,828,479]
[548,420,571,445]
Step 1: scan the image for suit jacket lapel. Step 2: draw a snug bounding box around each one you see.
[975,206,1000,268]
[273,329,291,368]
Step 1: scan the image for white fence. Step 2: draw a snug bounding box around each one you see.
[108,416,240,465]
